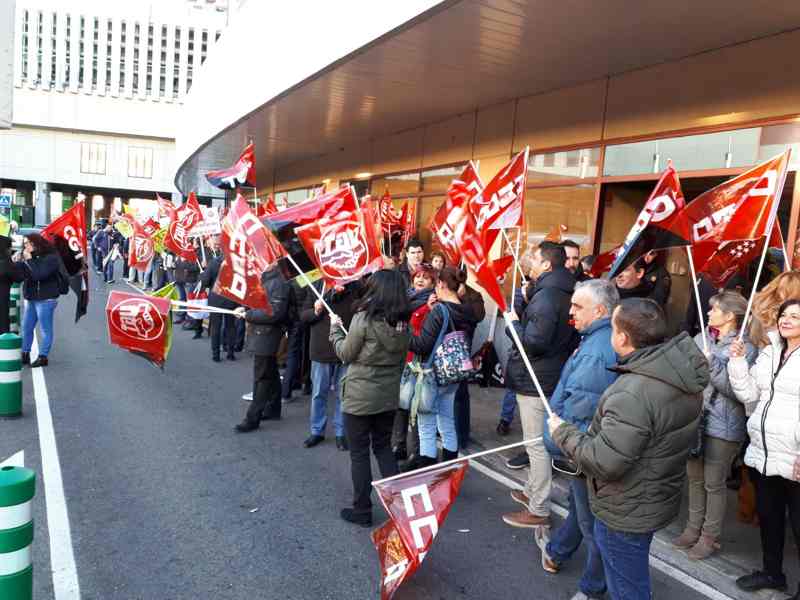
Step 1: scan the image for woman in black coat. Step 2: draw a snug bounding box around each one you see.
[18,234,62,367]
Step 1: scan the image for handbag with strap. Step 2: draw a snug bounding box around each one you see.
[398,305,453,422]
[432,305,474,386]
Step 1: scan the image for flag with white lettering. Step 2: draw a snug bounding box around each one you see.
[213,195,283,311]
[371,461,468,600]
[128,219,155,271]
[468,148,528,245]
[607,162,688,278]
[295,208,383,285]
[429,162,484,265]
[42,201,89,321]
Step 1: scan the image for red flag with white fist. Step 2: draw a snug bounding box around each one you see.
[371,461,468,600]
[128,219,155,271]
[164,192,203,261]
[295,208,383,286]
[106,291,172,368]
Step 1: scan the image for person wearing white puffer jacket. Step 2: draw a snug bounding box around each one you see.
[728,298,800,597]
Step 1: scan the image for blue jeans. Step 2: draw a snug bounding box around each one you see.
[103,257,115,281]
[547,478,606,597]
[500,389,516,423]
[310,362,344,436]
[418,383,458,457]
[594,519,654,600]
[22,299,58,356]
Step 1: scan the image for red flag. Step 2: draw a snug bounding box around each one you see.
[106,291,172,368]
[256,194,278,218]
[41,201,87,274]
[128,220,155,271]
[295,208,383,285]
[379,190,402,232]
[607,162,688,278]
[164,192,202,261]
[429,162,484,265]
[448,180,508,312]
[142,218,160,237]
[680,151,791,249]
[589,245,622,278]
[263,186,359,276]
[372,462,468,600]
[204,142,256,190]
[469,148,529,238]
[491,254,515,282]
[156,194,176,221]
[214,195,282,311]
[544,224,568,242]
[401,201,417,250]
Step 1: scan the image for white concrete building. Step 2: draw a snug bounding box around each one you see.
[0,0,231,225]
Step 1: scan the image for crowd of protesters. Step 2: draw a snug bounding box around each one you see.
[84,215,800,600]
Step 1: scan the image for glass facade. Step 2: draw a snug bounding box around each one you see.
[527,148,600,183]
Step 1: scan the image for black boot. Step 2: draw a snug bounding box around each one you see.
[21,352,30,365]
[441,449,460,462]
[226,352,236,361]
[30,356,48,368]
[212,354,221,363]
[400,455,437,473]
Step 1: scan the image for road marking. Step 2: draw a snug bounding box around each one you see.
[0,449,24,467]
[467,455,735,600]
[31,336,81,600]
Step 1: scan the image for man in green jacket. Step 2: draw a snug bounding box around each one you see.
[548,298,709,600]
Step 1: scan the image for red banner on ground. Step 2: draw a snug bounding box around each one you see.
[295,208,383,285]
[165,192,202,261]
[372,461,468,600]
[106,291,172,368]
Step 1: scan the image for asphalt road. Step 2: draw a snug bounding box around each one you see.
[0,271,712,600]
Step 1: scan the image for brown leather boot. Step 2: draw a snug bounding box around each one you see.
[687,534,720,560]
[672,526,700,549]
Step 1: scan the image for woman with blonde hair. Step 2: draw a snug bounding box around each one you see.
[750,271,800,347]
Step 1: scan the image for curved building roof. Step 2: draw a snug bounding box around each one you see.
[175,0,800,196]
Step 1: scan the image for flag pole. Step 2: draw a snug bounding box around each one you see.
[284,253,347,334]
[502,311,554,417]
[372,436,543,486]
[501,228,527,284]
[739,234,771,342]
[685,246,709,354]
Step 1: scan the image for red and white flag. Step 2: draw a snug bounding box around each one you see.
[372,461,468,600]
[469,148,529,244]
[128,219,155,271]
[41,200,86,273]
[205,142,256,190]
[164,192,203,261]
[429,162,484,265]
[214,195,284,311]
[156,194,176,222]
[106,291,172,368]
[255,194,278,218]
[295,208,383,285]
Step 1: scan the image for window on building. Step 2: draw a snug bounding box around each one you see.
[420,165,465,193]
[528,147,600,183]
[91,17,98,89]
[21,10,29,80]
[105,19,113,91]
[35,11,42,85]
[80,143,107,175]
[603,128,761,176]
[370,171,420,196]
[50,12,57,87]
[78,15,85,87]
[523,185,596,255]
[119,21,127,93]
[275,187,317,207]
[132,22,140,93]
[128,147,153,179]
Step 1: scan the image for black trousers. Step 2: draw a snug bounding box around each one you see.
[391,408,419,456]
[751,467,800,576]
[209,312,236,358]
[344,411,398,514]
[245,355,281,424]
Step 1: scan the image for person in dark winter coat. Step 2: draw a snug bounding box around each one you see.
[0,236,24,334]
[641,251,671,307]
[299,280,360,450]
[403,267,479,472]
[329,269,411,527]
[503,241,579,529]
[549,298,709,600]
[18,234,64,367]
[234,265,291,432]
[199,249,238,361]
[173,257,201,333]
[454,279,486,449]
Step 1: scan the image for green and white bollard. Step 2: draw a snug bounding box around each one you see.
[0,465,35,599]
[9,286,20,335]
[8,300,18,335]
[0,334,22,418]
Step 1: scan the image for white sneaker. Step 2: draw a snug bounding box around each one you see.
[241,392,253,401]
[569,593,590,600]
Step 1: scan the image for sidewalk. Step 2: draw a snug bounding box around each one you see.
[465,384,798,600]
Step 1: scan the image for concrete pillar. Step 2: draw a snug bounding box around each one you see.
[33,183,50,227]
